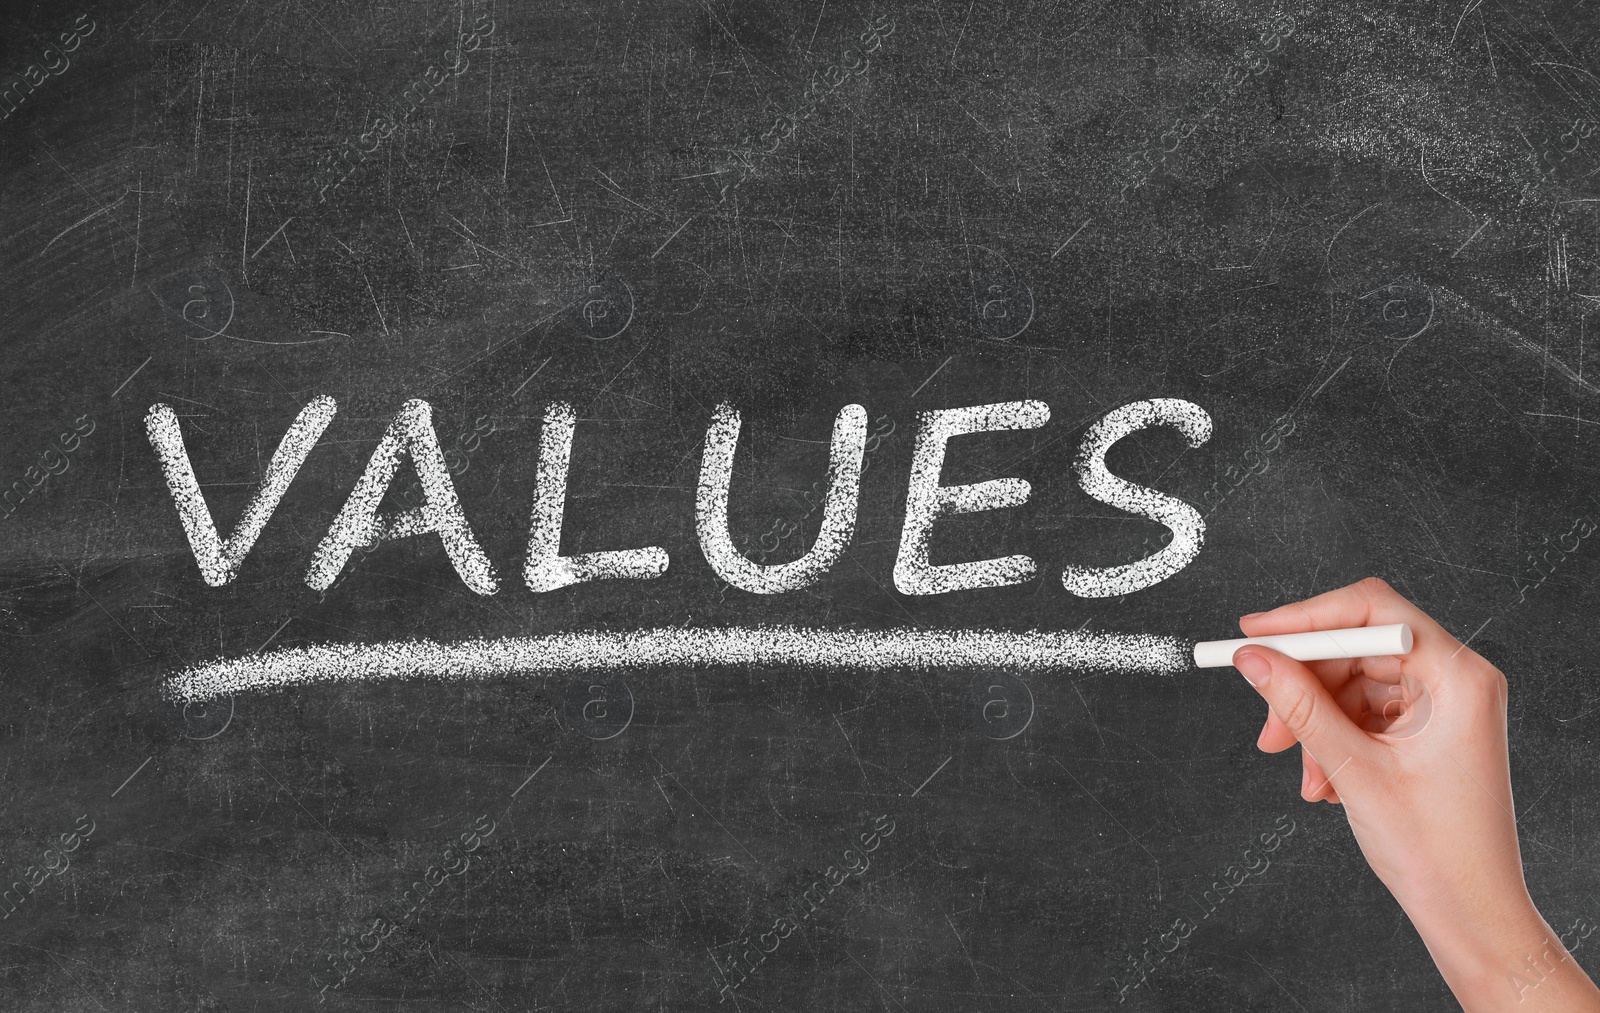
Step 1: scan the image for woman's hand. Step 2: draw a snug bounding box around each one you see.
[1235,577,1600,1011]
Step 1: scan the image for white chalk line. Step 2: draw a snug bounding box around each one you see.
[162,626,1190,703]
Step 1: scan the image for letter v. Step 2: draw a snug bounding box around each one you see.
[146,396,337,586]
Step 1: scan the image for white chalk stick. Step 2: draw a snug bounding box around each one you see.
[1192,624,1413,668]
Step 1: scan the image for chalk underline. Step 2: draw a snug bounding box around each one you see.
[161,626,1191,702]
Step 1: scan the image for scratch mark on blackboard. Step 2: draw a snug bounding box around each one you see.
[1434,287,1600,397]
[248,217,293,260]
[944,914,982,984]
[834,715,869,783]
[42,194,128,252]
[847,951,912,1013]
[1526,411,1600,427]
[110,357,153,399]
[1047,755,1162,879]
[510,756,552,798]
[910,756,951,797]
[1452,218,1490,258]
[909,356,954,398]
[653,217,695,258]
[110,756,152,797]
[256,616,293,653]
[1050,218,1092,260]
[663,771,764,868]
[1323,203,1381,275]
[1249,952,1313,1012]
[252,758,372,862]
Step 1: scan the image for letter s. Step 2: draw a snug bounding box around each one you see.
[1061,399,1212,597]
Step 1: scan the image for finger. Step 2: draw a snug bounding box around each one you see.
[1337,677,1380,732]
[1239,577,1463,686]
[1302,751,1323,801]
[1302,750,1338,803]
[1258,666,1370,752]
[1238,614,1369,708]
[1234,645,1373,791]
[1258,712,1297,753]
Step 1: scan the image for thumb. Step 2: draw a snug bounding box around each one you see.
[1233,646,1371,780]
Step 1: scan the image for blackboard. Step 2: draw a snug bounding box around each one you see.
[2,1,1598,1009]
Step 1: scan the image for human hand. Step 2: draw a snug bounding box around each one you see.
[1234,577,1600,1011]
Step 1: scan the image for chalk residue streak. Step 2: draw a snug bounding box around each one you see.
[162,627,1190,703]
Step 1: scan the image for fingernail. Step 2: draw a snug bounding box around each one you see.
[1240,611,1265,621]
[1234,650,1270,687]
[1300,766,1311,794]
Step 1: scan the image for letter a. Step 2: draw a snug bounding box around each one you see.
[306,399,498,594]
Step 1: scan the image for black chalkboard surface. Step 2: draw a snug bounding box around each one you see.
[2,1,1598,1009]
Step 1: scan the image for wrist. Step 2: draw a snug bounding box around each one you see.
[1409,894,1561,1004]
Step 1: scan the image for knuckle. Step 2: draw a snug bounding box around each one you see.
[1476,664,1510,702]
[1279,691,1318,737]
[1463,657,1504,687]
[1356,576,1395,599]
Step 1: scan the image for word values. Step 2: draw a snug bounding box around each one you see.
[146,395,1215,601]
